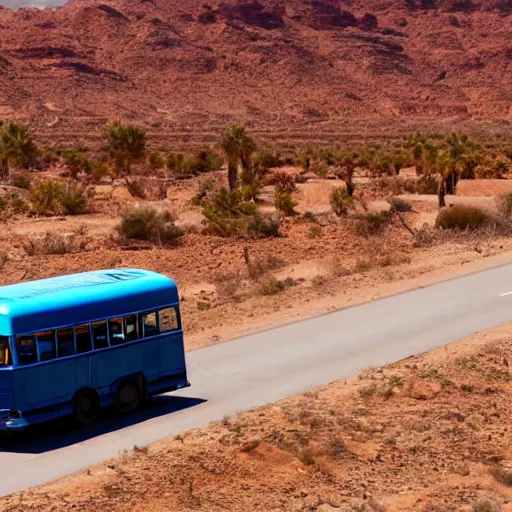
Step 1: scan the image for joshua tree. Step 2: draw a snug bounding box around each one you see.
[0,122,38,180]
[332,150,361,196]
[106,121,146,176]
[221,124,256,191]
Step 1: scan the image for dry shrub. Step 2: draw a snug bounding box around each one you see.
[126,179,146,199]
[244,248,284,280]
[24,231,87,256]
[0,252,8,269]
[116,205,183,246]
[435,205,490,231]
[213,270,242,301]
[10,172,31,190]
[490,466,512,486]
[390,197,412,212]
[415,175,438,194]
[413,223,436,247]
[472,498,502,512]
[354,211,392,237]
[496,192,512,218]
[267,171,296,192]
[259,276,296,296]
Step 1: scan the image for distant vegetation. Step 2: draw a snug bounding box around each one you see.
[0,120,510,246]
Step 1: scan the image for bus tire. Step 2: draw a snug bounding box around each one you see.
[116,380,140,413]
[74,388,100,426]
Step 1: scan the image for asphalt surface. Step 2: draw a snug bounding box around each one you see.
[1,262,512,497]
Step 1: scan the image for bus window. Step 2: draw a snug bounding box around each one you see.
[0,337,11,366]
[57,328,75,357]
[16,335,37,365]
[159,307,179,332]
[75,325,92,354]
[108,318,124,346]
[37,331,56,361]
[142,312,158,338]
[92,321,108,350]
[124,315,138,342]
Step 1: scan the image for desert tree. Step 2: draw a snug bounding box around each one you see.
[106,121,146,176]
[332,150,362,196]
[0,122,38,180]
[221,124,256,191]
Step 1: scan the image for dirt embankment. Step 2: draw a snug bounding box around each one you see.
[5,323,512,511]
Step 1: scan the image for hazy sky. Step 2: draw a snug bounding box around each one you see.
[0,0,67,8]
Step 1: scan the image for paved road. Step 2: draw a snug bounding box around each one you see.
[1,262,512,497]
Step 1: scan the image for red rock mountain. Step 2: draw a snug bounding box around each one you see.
[0,0,510,147]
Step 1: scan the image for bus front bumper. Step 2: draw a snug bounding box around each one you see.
[0,410,27,432]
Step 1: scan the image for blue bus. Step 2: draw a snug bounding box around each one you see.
[0,268,189,432]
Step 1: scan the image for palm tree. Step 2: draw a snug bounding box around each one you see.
[0,122,38,180]
[221,125,256,191]
[106,121,146,176]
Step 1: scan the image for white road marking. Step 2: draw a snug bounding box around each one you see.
[500,291,512,297]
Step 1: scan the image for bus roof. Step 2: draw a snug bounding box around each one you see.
[0,269,179,335]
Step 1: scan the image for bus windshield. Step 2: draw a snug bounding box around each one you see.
[0,336,12,367]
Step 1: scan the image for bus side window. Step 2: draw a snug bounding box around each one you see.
[57,328,75,357]
[124,315,138,342]
[0,337,12,366]
[159,307,179,332]
[16,335,37,365]
[75,325,92,354]
[92,321,108,350]
[142,312,158,338]
[108,318,125,346]
[37,331,56,361]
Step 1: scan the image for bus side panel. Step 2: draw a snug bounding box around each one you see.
[12,366,57,410]
[159,333,186,376]
[90,350,128,391]
[74,357,91,391]
[57,359,80,403]
[142,339,160,382]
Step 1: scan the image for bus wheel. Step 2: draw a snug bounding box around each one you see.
[74,389,100,426]
[116,380,140,413]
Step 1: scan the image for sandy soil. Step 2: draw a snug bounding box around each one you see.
[5,323,512,511]
[2,174,512,354]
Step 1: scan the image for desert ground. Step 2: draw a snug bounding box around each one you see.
[4,321,512,512]
[1,129,512,510]
[2,163,512,351]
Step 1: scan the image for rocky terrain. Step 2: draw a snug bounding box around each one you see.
[0,0,510,147]
[5,322,512,511]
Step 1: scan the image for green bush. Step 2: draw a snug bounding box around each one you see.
[202,188,280,238]
[11,197,29,214]
[117,205,183,245]
[167,149,222,176]
[274,188,297,216]
[29,180,91,216]
[330,186,353,216]
[29,180,65,215]
[63,150,92,178]
[435,205,490,230]
[147,151,165,170]
[60,184,91,215]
